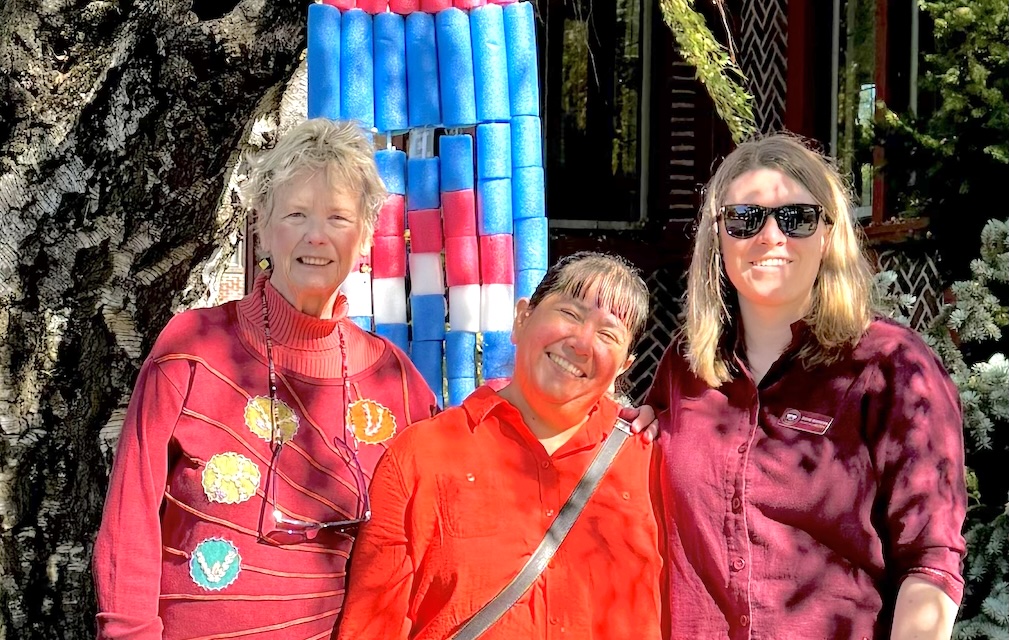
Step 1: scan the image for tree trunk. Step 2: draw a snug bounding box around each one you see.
[0,0,304,636]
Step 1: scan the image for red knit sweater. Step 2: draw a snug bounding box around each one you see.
[93,274,436,639]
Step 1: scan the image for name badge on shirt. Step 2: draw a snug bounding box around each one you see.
[777,408,833,435]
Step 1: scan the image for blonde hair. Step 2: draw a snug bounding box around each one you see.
[529,251,650,354]
[685,132,875,386]
[240,118,387,238]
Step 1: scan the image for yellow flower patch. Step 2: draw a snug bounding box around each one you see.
[244,395,300,443]
[202,452,261,505]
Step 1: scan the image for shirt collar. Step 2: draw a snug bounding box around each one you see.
[731,316,810,356]
[461,385,622,455]
[728,316,811,381]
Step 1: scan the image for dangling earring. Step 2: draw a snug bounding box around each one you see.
[259,256,272,271]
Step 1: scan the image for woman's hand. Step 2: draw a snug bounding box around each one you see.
[618,404,659,443]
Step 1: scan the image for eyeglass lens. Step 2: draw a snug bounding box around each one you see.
[258,437,370,545]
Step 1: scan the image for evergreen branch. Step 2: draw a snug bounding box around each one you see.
[658,0,757,143]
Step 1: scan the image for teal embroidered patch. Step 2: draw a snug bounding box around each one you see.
[189,538,241,591]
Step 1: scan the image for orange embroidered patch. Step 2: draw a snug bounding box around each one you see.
[346,399,397,445]
[244,396,300,443]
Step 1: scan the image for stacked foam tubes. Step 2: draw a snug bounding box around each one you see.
[345,252,375,331]
[328,0,517,13]
[308,1,540,128]
[406,13,440,127]
[441,135,479,406]
[406,155,446,407]
[503,1,546,304]
[476,119,515,388]
[471,1,543,388]
[306,1,544,403]
[372,150,410,354]
[374,12,408,133]
[307,3,342,120]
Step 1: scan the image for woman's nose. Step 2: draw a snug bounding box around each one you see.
[566,323,594,356]
[756,215,787,245]
[302,217,327,243]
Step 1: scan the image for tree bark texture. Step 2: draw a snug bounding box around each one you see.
[0,0,304,636]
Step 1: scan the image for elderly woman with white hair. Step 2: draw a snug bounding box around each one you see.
[93,118,436,639]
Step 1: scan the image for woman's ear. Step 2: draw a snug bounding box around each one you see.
[511,298,531,344]
[618,353,636,378]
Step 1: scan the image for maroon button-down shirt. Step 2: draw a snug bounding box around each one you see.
[647,318,966,640]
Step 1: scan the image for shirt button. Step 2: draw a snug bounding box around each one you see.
[731,557,745,571]
[737,443,748,453]
[541,460,550,469]
[545,509,555,517]
[739,614,749,627]
[621,491,631,500]
[549,617,559,625]
[731,497,742,511]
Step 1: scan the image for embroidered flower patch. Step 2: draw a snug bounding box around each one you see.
[346,398,397,445]
[190,538,241,590]
[244,395,300,443]
[201,452,261,504]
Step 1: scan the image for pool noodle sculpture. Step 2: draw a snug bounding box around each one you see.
[307,0,545,407]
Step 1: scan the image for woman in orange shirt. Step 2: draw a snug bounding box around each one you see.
[337,251,662,640]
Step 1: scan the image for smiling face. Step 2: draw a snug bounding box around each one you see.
[260,168,372,318]
[509,287,634,415]
[719,168,828,320]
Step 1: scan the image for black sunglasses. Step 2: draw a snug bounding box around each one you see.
[717,204,826,239]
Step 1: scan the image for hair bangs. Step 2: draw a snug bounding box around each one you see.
[562,272,631,327]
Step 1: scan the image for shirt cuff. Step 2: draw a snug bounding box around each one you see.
[96,612,164,640]
[902,566,964,606]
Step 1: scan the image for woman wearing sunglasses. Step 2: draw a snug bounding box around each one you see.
[92,119,437,639]
[647,133,966,639]
[336,252,663,639]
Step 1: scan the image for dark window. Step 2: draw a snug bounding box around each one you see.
[541,0,646,224]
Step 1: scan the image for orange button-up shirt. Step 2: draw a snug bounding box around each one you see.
[337,386,662,640]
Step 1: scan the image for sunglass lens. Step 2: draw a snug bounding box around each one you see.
[779,205,820,237]
[723,205,764,238]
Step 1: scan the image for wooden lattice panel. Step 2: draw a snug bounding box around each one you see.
[876,248,945,332]
[622,266,685,403]
[740,0,787,133]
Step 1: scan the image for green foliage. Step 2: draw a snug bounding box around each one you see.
[904,218,1009,638]
[871,271,915,325]
[879,218,1009,637]
[876,8,1009,625]
[873,0,1009,279]
[658,0,756,143]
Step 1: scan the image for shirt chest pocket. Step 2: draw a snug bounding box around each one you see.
[435,471,506,538]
